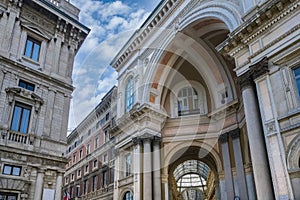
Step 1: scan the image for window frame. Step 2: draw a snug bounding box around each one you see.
[24,36,41,62]
[125,154,131,177]
[125,76,134,112]
[2,164,22,176]
[10,102,32,134]
[18,79,35,91]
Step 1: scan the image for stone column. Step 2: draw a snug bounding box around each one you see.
[34,169,45,200]
[230,129,248,200]
[153,136,162,199]
[162,174,169,200]
[219,133,234,200]
[143,138,152,200]
[133,137,142,200]
[237,66,274,199]
[55,172,63,200]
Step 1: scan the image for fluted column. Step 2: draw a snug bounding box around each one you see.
[34,169,45,200]
[55,172,63,200]
[219,133,234,200]
[153,136,162,199]
[237,64,273,199]
[230,129,248,200]
[143,138,152,200]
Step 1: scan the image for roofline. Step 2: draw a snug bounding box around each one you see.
[109,0,165,67]
[67,85,117,139]
[33,0,90,34]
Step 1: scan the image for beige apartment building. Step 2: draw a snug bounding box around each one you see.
[0,0,89,199]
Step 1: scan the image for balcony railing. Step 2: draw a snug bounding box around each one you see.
[0,128,34,146]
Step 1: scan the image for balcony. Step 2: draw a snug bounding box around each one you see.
[0,127,35,149]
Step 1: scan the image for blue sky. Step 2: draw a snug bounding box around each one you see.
[68,0,161,131]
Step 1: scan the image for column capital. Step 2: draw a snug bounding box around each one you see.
[236,57,269,89]
[153,136,162,144]
[229,128,240,139]
[219,133,229,143]
[132,137,142,146]
[236,70,254,89]
[250,57,269,80]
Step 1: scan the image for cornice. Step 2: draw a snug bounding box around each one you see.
[218,0,299,56]
[110,0,181,70]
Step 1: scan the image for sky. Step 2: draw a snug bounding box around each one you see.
[68,0,161,131]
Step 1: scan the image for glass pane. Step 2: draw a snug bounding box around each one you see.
[8,196,17,200]
[296,78,300,97]
[0,195,5,200]
[24,40,33,58]
[26,84,34,91]
[12,167,21,176]
[32,43,40,61]
[11,106,22,131]
[3,165,12,174]
[19,81,26,88]
[20,108,31,133]
[294,67,300,77]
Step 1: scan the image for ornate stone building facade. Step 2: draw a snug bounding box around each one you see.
[64,86,117,200]
[110,0,300,200]
[0,0,89,199]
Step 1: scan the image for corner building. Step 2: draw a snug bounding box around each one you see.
[64,86,117,200]
[110,0,300,200]
[0,0,89,199]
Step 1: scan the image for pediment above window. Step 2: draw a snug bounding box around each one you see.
[5,87,44,112]
[21,23,51,40]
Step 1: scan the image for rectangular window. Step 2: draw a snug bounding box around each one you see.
[83,179,87,194]
[110,168,114,184]
[71,173,74,181]
[93,160,98,168]
[24,36,41,61]
[102,170,107,187]
[86,143,90,154]
[11,102,31,134]
[92,175,97,191]
[0,192,18,200]
[103,154,108,163]
[104,129,109,143]
[76,185,80,197]
[77,169,81,177]
[85,165,89,173]
[70,186,73,198]
[95,137,98,149]
[65,177,69,184]
[73,154,76,163]
[18,80,35,91]
[79,149,83,159]
[125,154,131,177]
[2,164,21,176]
[294,67,300,97]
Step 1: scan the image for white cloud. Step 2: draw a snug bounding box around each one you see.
[68,0,160,130]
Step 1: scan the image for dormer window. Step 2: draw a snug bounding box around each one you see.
[18,80,35,91]
[24,36,41,62]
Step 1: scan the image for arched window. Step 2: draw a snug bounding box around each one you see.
[123,191,133,200]
[178,87,205,116]
[125,77,134,111]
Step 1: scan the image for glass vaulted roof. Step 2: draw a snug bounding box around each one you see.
[174,160,210,198]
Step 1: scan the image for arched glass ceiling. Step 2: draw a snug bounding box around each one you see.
[173,160,210,181]
[174,160,210,195]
